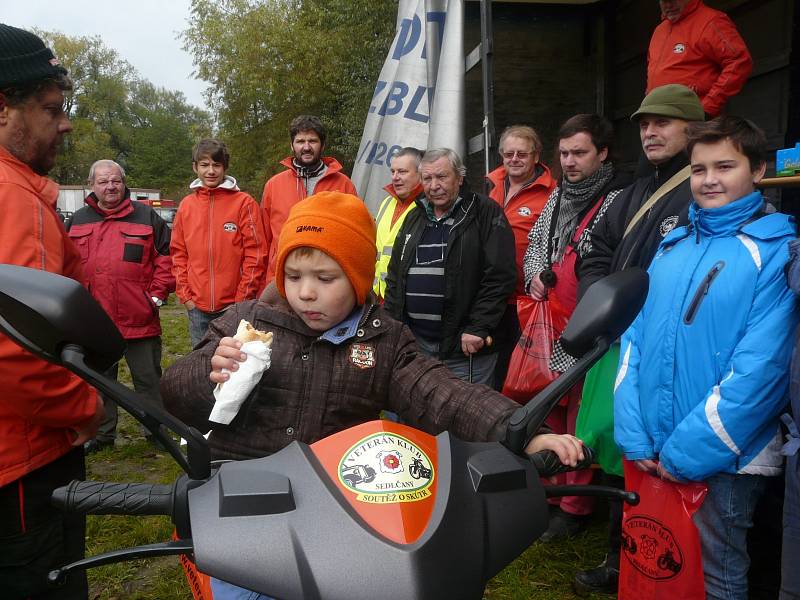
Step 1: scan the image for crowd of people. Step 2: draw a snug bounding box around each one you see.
[1,1,798,599]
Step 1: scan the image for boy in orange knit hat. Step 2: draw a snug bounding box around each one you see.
[162,190,584,597]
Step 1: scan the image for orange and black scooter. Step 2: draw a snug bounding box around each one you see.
[0,264,645,600]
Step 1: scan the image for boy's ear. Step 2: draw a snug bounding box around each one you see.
[0,93,9,125]
[753,161,767,184]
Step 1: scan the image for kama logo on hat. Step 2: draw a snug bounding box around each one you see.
[223,222,237,233]
[673,43,686,54]
[296,225,324,233]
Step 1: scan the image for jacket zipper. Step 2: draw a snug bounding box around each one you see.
[208,193,215,311]
[683,261,725,324]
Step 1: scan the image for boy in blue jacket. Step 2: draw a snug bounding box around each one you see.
[614,116,797,599]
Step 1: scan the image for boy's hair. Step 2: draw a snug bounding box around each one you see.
[498,125,543,159]
[290,115,326,146]
[686,116,767,171]
[392,147,423,169]
[192,139,230,169]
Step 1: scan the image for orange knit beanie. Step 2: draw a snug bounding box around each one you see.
[275,191,377,304]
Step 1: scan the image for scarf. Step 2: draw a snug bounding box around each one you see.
[292,158,325,179]
[551,162,613,263]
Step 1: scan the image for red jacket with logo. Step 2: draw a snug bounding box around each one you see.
[486,164,556,301]
[172,177,268,312]
[261,157,357,282]
[0,146,99,486]
[647,0,752,117]
[67,194,175,339]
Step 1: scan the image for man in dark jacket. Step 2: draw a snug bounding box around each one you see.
[67,160,175,451]
[572,84,704,596]
[384,148,516,386]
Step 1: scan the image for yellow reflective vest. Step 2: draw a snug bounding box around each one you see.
[373,193,417,299]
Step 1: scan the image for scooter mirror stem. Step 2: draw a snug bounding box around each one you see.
[48,539,194,585]
[61,344,211,480]
[503,341,609,455]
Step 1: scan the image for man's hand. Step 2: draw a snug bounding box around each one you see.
[71,395,106,447]
[461,333,485,356]
[184,300,196,311]
[634,459,658,474]
[525,433,585,467]
[210,337,247,384]
[529,276,546,301]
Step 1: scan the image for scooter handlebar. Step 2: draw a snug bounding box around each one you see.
[51,480,175,517]
[529,446,596,478]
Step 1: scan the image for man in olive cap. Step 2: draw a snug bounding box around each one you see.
[0,23,104,599]
[571,83,704,596]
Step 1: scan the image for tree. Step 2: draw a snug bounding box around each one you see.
[35,29,212,196]
[183,0,395,194]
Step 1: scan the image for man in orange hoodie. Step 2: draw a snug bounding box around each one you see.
[172,139,269,347]
[0,24,104,598]
[486,125,556,389]
[261,115,357,282]
[647,0,752,117]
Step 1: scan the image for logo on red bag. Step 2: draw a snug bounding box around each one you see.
[622,516,683,580]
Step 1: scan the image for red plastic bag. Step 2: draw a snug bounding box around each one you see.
[501,295,568,404]
[619,460,708,600]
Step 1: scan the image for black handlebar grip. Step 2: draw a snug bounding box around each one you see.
[51,480,175,516]
[529,446,596,478]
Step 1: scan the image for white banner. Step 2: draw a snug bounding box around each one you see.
[352,0,465,214]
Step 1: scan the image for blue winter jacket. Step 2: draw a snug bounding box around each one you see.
[614,191,797,482]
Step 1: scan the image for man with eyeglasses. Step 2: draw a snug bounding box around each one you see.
[486,125,556,389]
[66,160,174,453]
[384,148,516,385]
[0,24,104,599]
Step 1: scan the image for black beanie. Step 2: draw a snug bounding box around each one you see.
[0,23,67,88]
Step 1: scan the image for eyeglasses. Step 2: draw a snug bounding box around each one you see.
[502,150,532,160]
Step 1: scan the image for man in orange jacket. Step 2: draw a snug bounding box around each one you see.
[486,125,556,389]
[261,115,357,282]
[0,24,104,598]
[647,0,752,117]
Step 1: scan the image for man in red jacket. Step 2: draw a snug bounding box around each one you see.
[0,24,104,599]
[486,125,556,389]
[67,159,175,452]
[261,115,357,282]
[647,0,752,117]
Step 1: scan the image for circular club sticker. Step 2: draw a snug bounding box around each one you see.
[622,516,684,580]
[338,433,434,504]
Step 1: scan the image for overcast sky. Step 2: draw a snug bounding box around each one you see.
[3,0,210,109]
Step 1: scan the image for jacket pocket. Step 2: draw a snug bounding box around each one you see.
[117,223,153,279]
[66,228,92,264]
[684,261,725,325]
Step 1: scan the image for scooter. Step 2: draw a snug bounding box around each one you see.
[0,264,647,600]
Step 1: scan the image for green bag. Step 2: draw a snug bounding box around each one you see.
[575,344,622,476]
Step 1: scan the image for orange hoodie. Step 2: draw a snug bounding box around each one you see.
[261,156,357,282]
[171,176,268,312]
[0,146,98,486]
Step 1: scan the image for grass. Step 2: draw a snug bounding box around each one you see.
[83,299,612,599]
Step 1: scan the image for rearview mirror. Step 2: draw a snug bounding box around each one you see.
[0,264,124,372]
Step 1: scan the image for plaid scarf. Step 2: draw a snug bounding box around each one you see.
[552,162,613,262]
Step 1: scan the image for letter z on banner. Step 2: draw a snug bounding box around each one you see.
[352,0,465,215]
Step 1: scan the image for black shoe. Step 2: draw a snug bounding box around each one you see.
[84,439,114,454]
[539,509,588,543]
[573,554,620,596]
